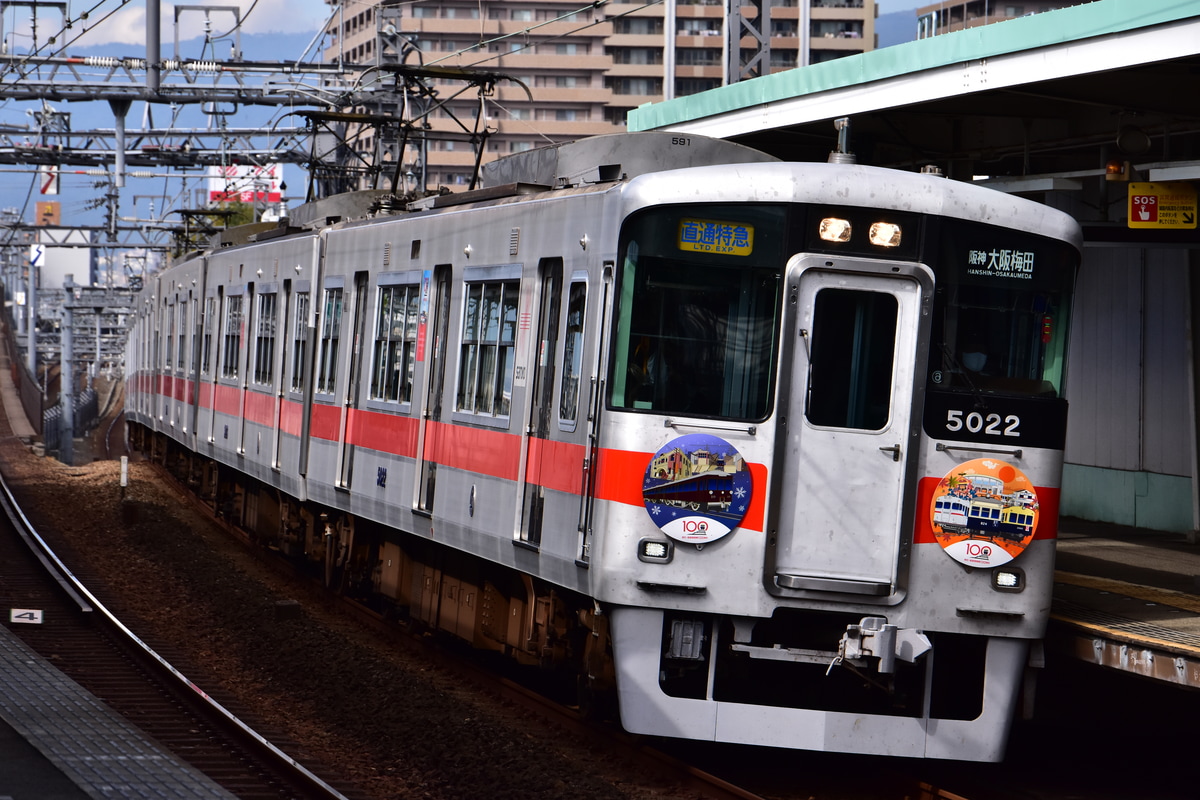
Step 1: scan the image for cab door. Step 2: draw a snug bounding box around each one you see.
[773,255,930,596]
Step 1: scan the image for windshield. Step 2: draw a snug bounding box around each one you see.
[928,219,1078,398]
[609,205,785,421]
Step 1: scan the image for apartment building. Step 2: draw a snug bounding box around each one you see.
[323,0,876,190]
[915,1,1086,38]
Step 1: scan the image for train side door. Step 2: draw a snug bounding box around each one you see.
[576,263,611,563]
[773,256,930,596]
[337,272,370,488]
[518,259,563,546]
[416,266,451,513]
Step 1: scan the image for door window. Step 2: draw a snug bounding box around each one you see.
[805,288,897,431]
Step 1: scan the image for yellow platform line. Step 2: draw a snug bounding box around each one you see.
[1055,570,1200,614]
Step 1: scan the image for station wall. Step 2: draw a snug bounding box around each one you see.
[1062,245,1195,532]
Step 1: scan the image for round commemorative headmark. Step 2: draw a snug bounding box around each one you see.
[642,433,753,545]
[929,458,1040,567]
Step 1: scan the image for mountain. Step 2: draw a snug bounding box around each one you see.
[877,10,918,48]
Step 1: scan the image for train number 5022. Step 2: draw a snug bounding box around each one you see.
[945,409,1020,437]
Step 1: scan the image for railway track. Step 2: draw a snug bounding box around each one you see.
[0,467,362,800]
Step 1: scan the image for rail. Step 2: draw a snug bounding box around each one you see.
[0,466,351,800]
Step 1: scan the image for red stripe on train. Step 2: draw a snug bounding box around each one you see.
[912,476,1059,544]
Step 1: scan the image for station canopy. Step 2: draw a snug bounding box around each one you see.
[628,1,1200,189]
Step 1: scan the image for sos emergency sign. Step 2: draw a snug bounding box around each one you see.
[1128,182,1197,229]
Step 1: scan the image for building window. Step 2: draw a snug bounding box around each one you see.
[607,77,662,96]
[536,108,589,122]
[457,280,518,417]
[678,19,722,35]
[609,47,663,66]
[370,284,420,403]
[676,78,720,96]
[770,51,798,68]
[675,48,719,66]
[612,17,662,34]
[221,294,243,380]
[253,292,277,385]
[550,42,589,55]
[315,288,343,394]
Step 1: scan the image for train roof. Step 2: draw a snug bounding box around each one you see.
[205,132,1079,253]
[478,131,780,187]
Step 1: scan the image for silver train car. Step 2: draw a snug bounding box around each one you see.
[125,131,1081,761]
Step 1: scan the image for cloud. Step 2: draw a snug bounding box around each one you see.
[9,1,331,50]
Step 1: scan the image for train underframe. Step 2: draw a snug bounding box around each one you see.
[133,424,618,711]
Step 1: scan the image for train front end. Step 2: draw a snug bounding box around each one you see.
[591,160,1081,760]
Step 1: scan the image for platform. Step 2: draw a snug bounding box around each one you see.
[1050,520,1200,688]
[0,622,236,800]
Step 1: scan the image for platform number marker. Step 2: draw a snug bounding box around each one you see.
[10,609,44,624]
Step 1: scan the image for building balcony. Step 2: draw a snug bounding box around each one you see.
[673,64,723,79]
[675,32,726,47]
[522,87,615,104]
[604,92,660,108]
[811,32,867,47]
[605,33,666,46]
[674,5,728,19]
[810,6,871,21]
[519,119,625,137]
[487,53,612,71]
[605,62,665,77]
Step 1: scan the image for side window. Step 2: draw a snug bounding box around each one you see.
[177,302,188,370]
[456,279,518,417]
[252,292,278,385]
[221,294,243,380]
[559,280,587,425]
[370,284,420,403]
[165,302,175,369]
[805,288,897,430]
[315,287,344,395]
[201,296,216,375]
[186,299,197,371]
[290,292,310,392]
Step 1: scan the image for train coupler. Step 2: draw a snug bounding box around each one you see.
[837,616,932,674]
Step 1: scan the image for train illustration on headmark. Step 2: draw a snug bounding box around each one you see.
[126,129,1081,761]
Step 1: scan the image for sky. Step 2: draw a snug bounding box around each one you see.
[5,0,332,48]
[0,0,926,236]
[0,1,339,232]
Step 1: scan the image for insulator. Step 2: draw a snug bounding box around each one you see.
[187,61,220,73]
[161,59,180,71]
[83,56,121,67]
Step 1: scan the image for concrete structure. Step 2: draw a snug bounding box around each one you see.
[629,0,1200,536]
[322,0,876,190]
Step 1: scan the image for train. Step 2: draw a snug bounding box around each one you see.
[125,130,1081,762]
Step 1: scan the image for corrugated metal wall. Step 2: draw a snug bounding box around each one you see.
[1062,246,1193,529]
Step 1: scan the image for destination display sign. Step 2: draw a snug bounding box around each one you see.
[1128,181,1197,229]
